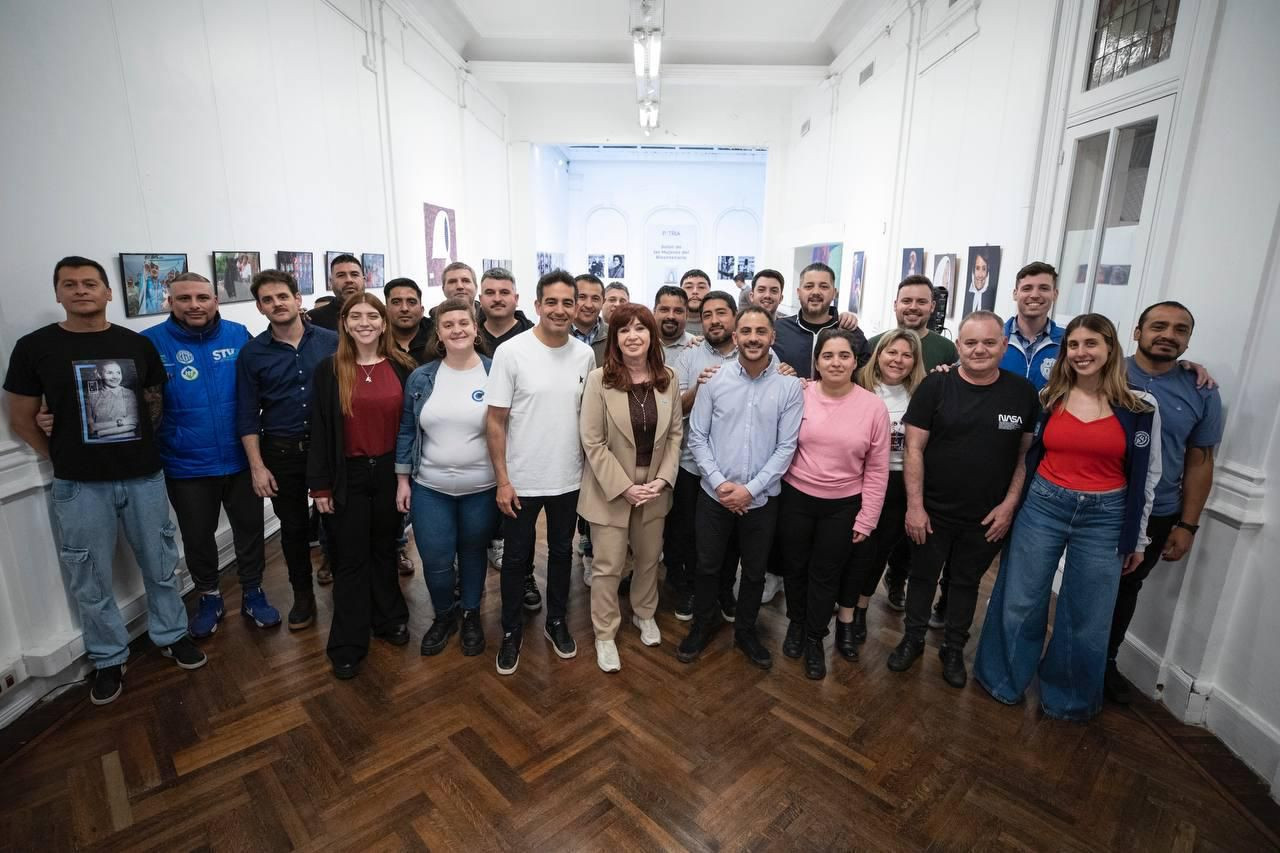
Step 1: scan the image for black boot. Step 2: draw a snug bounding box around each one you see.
[851,606,868,644]
[420,609,459,656]
[803,637,827,680]
[834,620,859,660]
[459,609,486,656]
[782,620,805,659]
[288,591,316,631]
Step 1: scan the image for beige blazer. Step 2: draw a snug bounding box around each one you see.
[577,366,683,529]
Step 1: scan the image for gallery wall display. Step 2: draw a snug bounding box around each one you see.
[324,251,354,291]
[362,253,385,292]
[481,258,513,273]
[587,255,605,277]
[535,252,566,276]
[931,253,958,317]
[846,251,866,314]
[424,202,458,288]
[963,245,1002,315]
[120,253,188,318]
[901,247,925,281]
[211,251,259,305]
[717,255,736,280]
[607,254,626,278]
[737,256,755,277]
[276,251,314,295]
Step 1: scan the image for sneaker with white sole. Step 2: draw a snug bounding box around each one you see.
[595,639,621,672]
[760,573,783,605]
[90,664,125,706]
[632,615,661,646]
[161,636,208,670]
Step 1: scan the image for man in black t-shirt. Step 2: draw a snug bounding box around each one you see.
[4,256,207,706]
[888,311,1039,689]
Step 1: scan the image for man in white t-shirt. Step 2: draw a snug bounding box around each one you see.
[485,270,596,675]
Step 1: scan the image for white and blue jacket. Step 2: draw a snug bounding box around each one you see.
[1001,316,1063,391]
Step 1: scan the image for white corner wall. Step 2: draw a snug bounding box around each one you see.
[0,0,510,725]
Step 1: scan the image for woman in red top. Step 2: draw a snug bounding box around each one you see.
[309,293,417,679]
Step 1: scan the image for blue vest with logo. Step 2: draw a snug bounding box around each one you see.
[1001,316,1063,390]
[142,315,251,478]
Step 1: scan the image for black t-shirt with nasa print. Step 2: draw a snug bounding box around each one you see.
[3,323,165,482]
[903,368,1040,524]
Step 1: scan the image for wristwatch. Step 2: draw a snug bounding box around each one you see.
[1174,520,1199,534]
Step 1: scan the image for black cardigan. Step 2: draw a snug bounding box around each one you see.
[306,355,413,507]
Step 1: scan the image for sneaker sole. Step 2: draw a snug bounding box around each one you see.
[496,653,520,675]
[242,610,282,629]
[674,611,694,622]
[544,628,578,659]
[522,598,542,612]
[597,658,621,673]
[720,610,736,623]
[161,649,208,671]
[90,664,126,706]
[288,615,314,631]
[189,622,220,640]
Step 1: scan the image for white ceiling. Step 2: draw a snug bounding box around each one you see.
[411,0,881,66]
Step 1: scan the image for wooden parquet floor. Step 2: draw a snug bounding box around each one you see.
[2,529,1277,852]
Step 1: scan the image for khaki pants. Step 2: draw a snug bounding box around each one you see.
[589,468,663,641]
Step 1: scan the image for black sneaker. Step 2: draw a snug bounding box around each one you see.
[161,636,208,670]
[288,591,316,631]
[90,664,125,706]
[939,645,967,688]
[734,629,773,670]
[782,621,805,659]
[1104,661,1133,705]
[674,591,695,622]
[544,620,577,659]
[496,632,521,675]
[719,597,737,623]
[420,610,458,656]
[459,609,485,656]
[676,616,720,664]
[803,638,827,680]
[522,574,542,612]
[883,577,906,611]
[886,637,925,672]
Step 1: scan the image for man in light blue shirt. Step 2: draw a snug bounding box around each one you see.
[677,305,803,670]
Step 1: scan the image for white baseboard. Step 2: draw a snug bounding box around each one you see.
[1205,685,1280,798]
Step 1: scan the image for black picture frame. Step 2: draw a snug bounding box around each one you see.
[211,251,260,304]
[119,253,188,318]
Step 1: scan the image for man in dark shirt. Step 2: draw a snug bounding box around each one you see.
[237,269,338,629]
[386,277,431,365]
[307,254,364,330]
[478,267,534,352]
[772,262,870,378]
[888,310,1039,688]
[4,256,206,706]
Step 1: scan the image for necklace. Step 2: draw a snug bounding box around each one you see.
[359,362,378,383]
[630,383,652,431]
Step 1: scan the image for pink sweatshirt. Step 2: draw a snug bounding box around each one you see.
[783,382,891,535]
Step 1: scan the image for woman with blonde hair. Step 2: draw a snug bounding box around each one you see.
[309,292,418,679]
[833,330,927,658]
[975,313,1160,720]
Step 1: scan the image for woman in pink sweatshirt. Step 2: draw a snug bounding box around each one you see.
[777,328,890,679]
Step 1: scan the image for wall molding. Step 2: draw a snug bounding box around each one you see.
[1207,685,1280,797]
[466,61,830,87]
[1204,460,1267,529]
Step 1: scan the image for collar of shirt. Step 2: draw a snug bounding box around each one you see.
[729,352,779,378]
[570,318,604,345]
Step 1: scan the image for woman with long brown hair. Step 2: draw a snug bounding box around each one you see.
[577,303,683,672]
[309,292,418,679]
[975,313,1161,720]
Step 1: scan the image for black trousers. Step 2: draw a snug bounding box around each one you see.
[327,454,408,666]
[664,468,738,601]
[778,482,861,639]
[261,434,332,593]
[500,490,578,636]
[842,471,907,606]
[166,470,265,593]
[1107,514,1178,662]
[905,516,1004,648]
[885,521,950,613]
[693,490,777,631]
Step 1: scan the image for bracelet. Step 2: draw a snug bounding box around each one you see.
[1174,520,1199,534]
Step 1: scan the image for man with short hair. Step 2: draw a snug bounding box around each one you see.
[141,273,278,637]
[603,282,630,325]
[680,269,712,336]
[749,269,786,317]
[1106,301,1224,703]
[486,271,596,675]
[677,305,803,668]
[308,254,364,330]
[888,311,1039,688]
[5,256,206,705]
[237,270,338,628]
[773,262,870,378]
[1000,262,1063,390]
[654,285,694,364]
[478,267,534,352]
[571,273,607,354]
[868,276,959,371]
[385,277,430,366]
[441,261,478,303]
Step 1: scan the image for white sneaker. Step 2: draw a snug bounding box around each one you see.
[582,554,594,587]
[595,639,621,672]
[632,615,661,647]
[487,539,504,567]
[761,573,783,605]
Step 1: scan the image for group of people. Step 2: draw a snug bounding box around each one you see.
[4,252,1221,721]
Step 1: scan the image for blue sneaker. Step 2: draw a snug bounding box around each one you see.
[189,593,224,639]
[241,586,281,629]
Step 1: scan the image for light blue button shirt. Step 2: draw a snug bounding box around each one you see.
[675,339,739,474]
[688,353,804,509]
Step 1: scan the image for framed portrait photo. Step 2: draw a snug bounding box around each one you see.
[119,253,188,318]
[211,251,260,304]
[276,251,314,295]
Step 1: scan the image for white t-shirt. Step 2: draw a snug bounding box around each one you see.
[415,362,495,496]
[875,381,912,472]
[484,329,595,496]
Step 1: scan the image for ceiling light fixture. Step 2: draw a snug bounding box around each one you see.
[629,0,664,131]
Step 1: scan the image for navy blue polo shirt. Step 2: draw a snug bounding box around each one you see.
[236,323,337,438]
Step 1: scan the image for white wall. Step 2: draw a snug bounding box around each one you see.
[0,0,510,725]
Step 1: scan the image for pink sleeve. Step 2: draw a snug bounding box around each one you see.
[854,400,891,536]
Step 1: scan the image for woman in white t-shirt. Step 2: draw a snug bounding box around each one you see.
[394,298,496,658]
[839,329,926,657]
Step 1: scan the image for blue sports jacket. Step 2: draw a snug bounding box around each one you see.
[142,314,251,478]
[1000,316,1063,390]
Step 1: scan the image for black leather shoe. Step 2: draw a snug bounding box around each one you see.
[803,638,826,680]
[734,629,773,670]
[887,637,925,672]
[939,645,967,688]
[420,610,458,656]
[459,609,485,656]
[287,592,315,631]
[544,619,577,659]
[674,591,695,622]
[522,574,542,611]
[782,621,805,659]
[883,577,906,611]
[676,616,720,663]
[378,623,410,647]
[496,632,521,675]
[1104,661,1133,705]
[834,620,859,660]
[333,660,360,680]
[851,607,868,644]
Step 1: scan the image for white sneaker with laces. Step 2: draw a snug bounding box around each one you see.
[632,615,661,647]
[595,639,621,672]
[760,573,783,604]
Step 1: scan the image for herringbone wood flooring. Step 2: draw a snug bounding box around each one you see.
[2,527,1276,852]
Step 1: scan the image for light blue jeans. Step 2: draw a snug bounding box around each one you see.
[410,482,498,615]
[974,475,1125,721]
[49,471,187,668]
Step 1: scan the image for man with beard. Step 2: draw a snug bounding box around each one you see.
[308,254,364,330]
[868,276,958,371]
[654,285,695,364]
[478,267,534,351]
[773,262,870,378]
[237,270,338,626]
[385,277,430,365]
[680,269,712,336]
[571,273,607,350]
[677,305,803,668]
[1106,301,1223,703]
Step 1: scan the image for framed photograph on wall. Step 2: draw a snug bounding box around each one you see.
[931,253,958,317]
[963,245,1002,315]
[846,251,866,314]
[737,256,755,277]
[362,253,385,293]
[901,247,924,281]
[482,258,513,274]
[276,251,314,295]
[324,251,355,291]
[608,254,625,278]
[424,202,458,288]
[587,255,605,277]
[536,252,553,276]
[211,251,259,304]
[717,255,735,280]
[119,253,188,318]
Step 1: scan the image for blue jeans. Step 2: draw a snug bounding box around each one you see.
[410,483,498,615]
[975,475,1125,721]
[49,471,188,668]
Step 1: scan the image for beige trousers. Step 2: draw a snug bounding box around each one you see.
[589,467,664,641]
